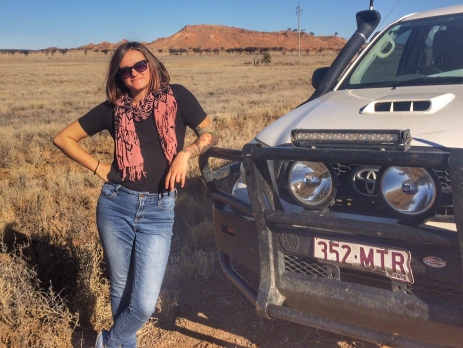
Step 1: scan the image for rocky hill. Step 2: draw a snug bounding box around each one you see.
[78,24,346,52]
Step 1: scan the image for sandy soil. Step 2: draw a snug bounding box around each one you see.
[137,271,381,348]
[76,268,382,348]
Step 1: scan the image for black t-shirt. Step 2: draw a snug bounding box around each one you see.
[78,84,207,193]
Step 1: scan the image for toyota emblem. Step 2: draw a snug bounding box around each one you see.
[352,168,380,196]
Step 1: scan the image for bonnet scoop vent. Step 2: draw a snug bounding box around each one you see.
[361,93,454,115]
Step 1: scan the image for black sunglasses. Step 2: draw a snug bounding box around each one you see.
[118,59,149,79]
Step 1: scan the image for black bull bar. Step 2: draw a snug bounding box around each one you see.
[199,144,463,347]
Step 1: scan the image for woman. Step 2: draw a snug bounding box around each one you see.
[53,42,219,348]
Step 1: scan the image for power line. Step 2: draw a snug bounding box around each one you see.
[378,0,401,32]
[296,3,303,57]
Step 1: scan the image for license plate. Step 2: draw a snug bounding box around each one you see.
[313,237,414,283]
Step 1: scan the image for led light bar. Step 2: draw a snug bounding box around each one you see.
[291,129,411,150]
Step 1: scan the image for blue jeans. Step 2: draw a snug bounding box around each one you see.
[96,183,176,348]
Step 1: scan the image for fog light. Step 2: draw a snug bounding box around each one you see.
[288,161,336,209]
[379,166,440,219]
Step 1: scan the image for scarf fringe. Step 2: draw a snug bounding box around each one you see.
[127,163,146,182]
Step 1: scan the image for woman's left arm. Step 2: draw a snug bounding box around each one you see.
[165,116,219,191]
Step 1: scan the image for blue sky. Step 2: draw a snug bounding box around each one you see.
[1,0,462,50]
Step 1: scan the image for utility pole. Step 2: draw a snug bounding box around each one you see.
[296,3,303,57]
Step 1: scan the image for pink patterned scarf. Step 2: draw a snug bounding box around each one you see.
[114,85,178,181]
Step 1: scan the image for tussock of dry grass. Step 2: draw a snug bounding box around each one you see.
[0,247,78,347]
[0,50,335,346]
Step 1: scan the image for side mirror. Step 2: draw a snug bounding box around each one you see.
[306,9,380,102]
[312,67,330,89]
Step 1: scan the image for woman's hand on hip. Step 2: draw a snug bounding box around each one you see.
[95,162,111,182]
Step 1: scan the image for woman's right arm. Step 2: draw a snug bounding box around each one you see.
[53,121,110,181]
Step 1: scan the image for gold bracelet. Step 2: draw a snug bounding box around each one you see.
[93,161,100,175]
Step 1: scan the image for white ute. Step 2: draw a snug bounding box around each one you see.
[200,3,463,347]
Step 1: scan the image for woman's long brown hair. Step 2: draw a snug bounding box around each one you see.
[105,42,170,104]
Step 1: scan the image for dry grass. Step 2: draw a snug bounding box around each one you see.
[0,49,336,347]
[0,248,78,347]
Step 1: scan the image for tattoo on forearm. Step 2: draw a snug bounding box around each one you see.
[184,143,202,157]
[194,122,218,138]
[184,118,219,158]
[184,134,211,157]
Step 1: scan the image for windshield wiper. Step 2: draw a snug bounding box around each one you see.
[341,76,463,90]
[390,76,463,87]
[389,77,436,87]
[354,76,463,89]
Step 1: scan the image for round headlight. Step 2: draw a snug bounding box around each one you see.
[288,161,336,209]
[379,166,440,219]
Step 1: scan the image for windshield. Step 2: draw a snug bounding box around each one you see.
[339,13,463,89]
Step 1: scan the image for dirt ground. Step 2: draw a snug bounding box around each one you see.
[147,271,382,348]
[76,270,382,348]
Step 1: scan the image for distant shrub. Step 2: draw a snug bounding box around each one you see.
[253,51,272,66]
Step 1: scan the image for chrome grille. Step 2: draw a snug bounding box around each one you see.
[332,163,352,176]
[434,168,451,189]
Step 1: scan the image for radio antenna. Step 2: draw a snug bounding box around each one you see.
[370,0,374,10]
